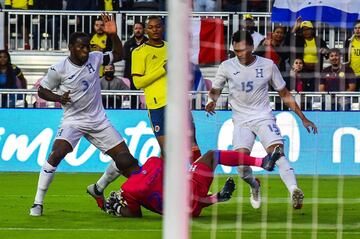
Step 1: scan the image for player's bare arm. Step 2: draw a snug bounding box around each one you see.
[101,13,123,62]
[38,86,72,105]
[278,87,318,134]
[205,88,222,115]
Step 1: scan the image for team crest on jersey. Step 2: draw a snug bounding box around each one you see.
[154,125,161,132]
[255,68,264,78]
[189,164,198,172]
[86,63,96,74]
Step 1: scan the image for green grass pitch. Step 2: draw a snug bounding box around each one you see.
[0,173,359,239]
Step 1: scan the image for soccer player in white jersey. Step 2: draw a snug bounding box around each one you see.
[29,14,139,216]
[205,30,318,210]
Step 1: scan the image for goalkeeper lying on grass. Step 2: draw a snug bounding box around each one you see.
[88,147,283,217]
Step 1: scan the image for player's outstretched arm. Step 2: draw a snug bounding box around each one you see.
[278,87,318,134]
[101,13,123,62]
[38,86,71,105]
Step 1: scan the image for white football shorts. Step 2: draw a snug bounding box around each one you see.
[55,121,124,153]
[232,118,284,151]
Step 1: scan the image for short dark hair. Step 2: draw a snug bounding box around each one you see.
[134,22,145,28]
[95,16,103,22]
[273,24,287,33]
[232,30,253,46]
[328,48,341,55]
[69,32,89,45]
[145,16,162,27]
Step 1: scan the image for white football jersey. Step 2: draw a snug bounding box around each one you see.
[41,51,113,128]
[213,56,286,123]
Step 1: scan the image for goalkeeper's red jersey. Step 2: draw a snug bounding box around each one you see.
[121,156,164,215]
[121,156,214,217]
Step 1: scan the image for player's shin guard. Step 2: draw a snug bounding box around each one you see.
[96,161,122,192]
[34,161,57,205]
[276,156,298,193]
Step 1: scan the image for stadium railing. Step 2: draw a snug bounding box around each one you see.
[0,10,348,51]
[0,89,359,111]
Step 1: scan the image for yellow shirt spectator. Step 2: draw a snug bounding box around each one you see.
[90,34,108,51]
[303,38,319,64]
[350,38,360,76]
[104,0,113,11]
[5,0,33,9]
[132,42,167,109]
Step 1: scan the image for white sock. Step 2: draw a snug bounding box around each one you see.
[237,165,259,188]
[276,156,298,194]
[96,161,122,192]
[34,161,57,205]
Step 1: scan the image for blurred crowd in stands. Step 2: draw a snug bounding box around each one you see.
[0,0,271,12]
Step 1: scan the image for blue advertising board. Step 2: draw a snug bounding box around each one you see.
[0,109,359,175]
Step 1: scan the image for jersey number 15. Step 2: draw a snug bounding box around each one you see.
[240,81,253,92]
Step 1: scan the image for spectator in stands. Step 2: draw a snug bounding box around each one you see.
[5,0,34,50]
[0,49,28,107]
[193,0,216,12]
[90,17,113,77]
[344,20,360,90]
[320,48,357,110]
[254,25,290,74]
[288,58,306,92]
[90,17,113,53]
[123,22,147,109]
[240,14,265,50]
[290,17,329,91]
[101,64,130,109]
[98,0,121,11]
